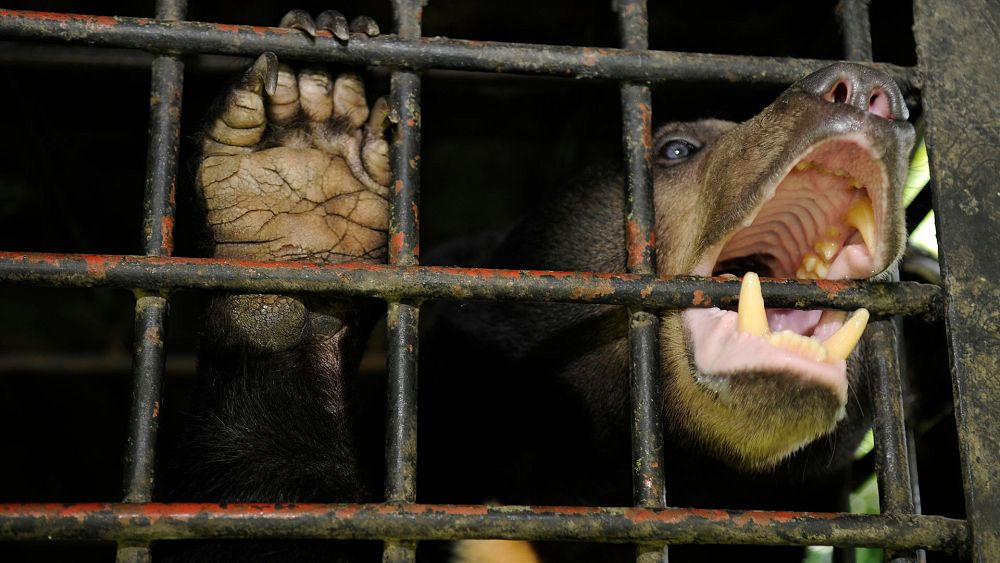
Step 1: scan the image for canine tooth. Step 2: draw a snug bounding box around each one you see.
[814,240,840,262]
[822,309,870,361]
[737,272,769,336]
[844,194,876,255]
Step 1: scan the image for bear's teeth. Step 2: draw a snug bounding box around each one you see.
[821,308,870,361]
[845,194,876,257]
[737,272,769,336]
[767,330,829,362]
[736,272,870,363]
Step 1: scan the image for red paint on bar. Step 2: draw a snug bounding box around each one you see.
[0,252,918,312]
[627,506,728,524]
[440,505,490,516]
[0,252,683,285]
[82,254,109,280]
[248,25,280,35]
[1,502,852,520]
[639,102,653,151]
[0,252,878,288]
[30,254,64,267]
[54,503,96,517]
[0,10,117,26]
[160,216,175,254]
[390,232,406,259]
[143,323,162,344]
[692,290,709,306]
[334,504,364,519]
[625,220,654,270]
[813,278,853,300]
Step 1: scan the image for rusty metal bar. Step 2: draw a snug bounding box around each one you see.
[836,0,874,62]
[0,503,967,551]
[0,253,943,317]
[0,10,919,90]
[913,1,1000,561]
[616,1,667,562]
[122,296,168,503]
[617,2,656,278]
[385,1,423,561]
[866,318,920,563]
[119,2,185,562]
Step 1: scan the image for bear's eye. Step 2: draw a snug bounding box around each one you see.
[658,138,700,161]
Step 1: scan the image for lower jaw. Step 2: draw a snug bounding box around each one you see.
[682,307,850,404]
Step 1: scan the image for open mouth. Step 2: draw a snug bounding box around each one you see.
[684,135,890,402]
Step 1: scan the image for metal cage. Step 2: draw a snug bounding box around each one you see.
[0,0,996,562]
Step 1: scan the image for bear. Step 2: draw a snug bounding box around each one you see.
[172,10,914,562]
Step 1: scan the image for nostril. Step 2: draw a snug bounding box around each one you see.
[833,82,849,103]
[868,88,892,119]
[798,63,909,120]
[823,81,851,104]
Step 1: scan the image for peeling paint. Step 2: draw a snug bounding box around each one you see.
[0,10,920,89]
[0,503,965,551]
[0,252,942,316]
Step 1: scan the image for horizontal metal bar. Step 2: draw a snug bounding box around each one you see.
[0,10,919,89]
[0,253,942,316]
[0,503,967,551]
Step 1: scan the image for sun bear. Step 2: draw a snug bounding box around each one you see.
[172,10,914,562]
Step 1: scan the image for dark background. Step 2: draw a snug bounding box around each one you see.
[0,1,958,561]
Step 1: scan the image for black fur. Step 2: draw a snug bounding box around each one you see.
[173,59,904,559]
[163,296,383,562]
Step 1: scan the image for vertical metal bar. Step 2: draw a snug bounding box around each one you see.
[385,1,423,562]
[118,1,185,562]
[836,0,874,62]
[913,1,1000,561]
[837,3,920,562]
[866,317,920,563]
[616,2,666,562]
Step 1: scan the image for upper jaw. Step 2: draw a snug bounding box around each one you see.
[698,131,896,279]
